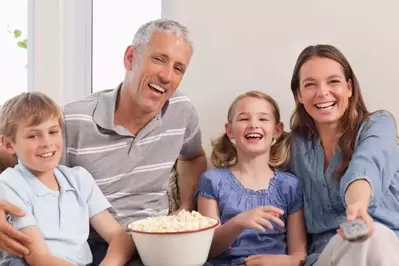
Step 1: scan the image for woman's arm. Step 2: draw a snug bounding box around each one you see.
[20,226,74,266]
[340,111,398,210]
[90,210,134,266]
[198,195,243,258]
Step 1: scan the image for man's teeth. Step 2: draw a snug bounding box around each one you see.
[149,83,166,93]
[39,152,54,158]
[316,102,335,109]
[245,133,263,139]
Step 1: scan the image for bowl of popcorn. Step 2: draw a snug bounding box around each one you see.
[127,210,219,266]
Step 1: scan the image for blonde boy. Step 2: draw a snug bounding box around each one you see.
[0,92,133,266]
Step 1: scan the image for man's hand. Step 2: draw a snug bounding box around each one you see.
[0,201,32,257]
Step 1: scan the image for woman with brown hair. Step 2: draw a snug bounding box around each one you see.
[289,44,399,266]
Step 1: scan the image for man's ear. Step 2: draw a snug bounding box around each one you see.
[225,122,234,140]
[1,135,16,155]
[123,45,138,71]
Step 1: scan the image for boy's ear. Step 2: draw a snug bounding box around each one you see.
[0,135,16,155]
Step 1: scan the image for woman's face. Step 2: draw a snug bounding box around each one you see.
[297,56,352,128]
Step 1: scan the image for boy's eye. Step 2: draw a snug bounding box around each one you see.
[27,135,37,139]
[50,130,59,135]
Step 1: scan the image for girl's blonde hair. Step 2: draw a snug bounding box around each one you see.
[211,91,290,170]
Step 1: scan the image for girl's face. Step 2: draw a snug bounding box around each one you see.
[297,56,352,128]
[226,97,283,157]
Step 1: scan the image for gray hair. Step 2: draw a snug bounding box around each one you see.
[132,19,193,53]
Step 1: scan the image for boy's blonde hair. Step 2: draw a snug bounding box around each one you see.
[0,92,62,142]
[211,91,290,170]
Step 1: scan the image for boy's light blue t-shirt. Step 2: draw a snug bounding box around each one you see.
[0,163,111,266]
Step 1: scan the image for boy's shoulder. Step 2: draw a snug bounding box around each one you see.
[0,166,29,187]
[56,165,95,191]
[0,166,32,202]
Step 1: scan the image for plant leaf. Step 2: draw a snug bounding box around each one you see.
[14,29,22,38]
[17,39,27,49]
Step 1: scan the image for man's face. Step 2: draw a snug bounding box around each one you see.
[124,31,192,114]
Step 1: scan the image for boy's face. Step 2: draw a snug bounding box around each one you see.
[3,117,62,176]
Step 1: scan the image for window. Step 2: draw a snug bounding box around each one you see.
[92,0,162,92]
[0,0,27,105]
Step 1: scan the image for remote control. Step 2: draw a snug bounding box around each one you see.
[340,219,369,241]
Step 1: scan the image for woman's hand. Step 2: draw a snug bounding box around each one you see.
[341,179,374,241]
[232,206,285,232]
[338,201,374,240]
[0,201,32,257]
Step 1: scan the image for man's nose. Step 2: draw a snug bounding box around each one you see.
[158,65,173,83]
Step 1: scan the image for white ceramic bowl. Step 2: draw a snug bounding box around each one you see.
[127,217,218,266]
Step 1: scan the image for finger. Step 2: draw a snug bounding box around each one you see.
[361,212,374,237]
[336,228,345,239]
[256,218,274,231]
[249,221,266,232]
[0,231,30,256]
[0,201,25,217]
[346,205,358,221]
[0,214,32,245]
[244,254,260,261]
[0,244,24,258]
[262,206,284,215]
[261,213,285,228]
[245,257,261,266]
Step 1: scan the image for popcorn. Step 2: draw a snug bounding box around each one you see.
[129,210,217,233]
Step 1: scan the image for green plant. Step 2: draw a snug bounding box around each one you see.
[7,25,27,49]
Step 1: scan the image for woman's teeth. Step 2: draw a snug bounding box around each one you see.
[315,102,335,109]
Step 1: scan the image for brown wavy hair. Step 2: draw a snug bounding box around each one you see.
[290,44,369,181]
[211,91,290,170]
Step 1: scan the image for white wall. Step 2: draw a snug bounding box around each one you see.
[162,0,399,154]
[31,0,91,105]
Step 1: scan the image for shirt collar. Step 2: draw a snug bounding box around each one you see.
[16,163,75,197]
[93,84,120,131]
[92,83,170,136]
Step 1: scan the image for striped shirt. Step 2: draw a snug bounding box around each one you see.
[61,85,202,226]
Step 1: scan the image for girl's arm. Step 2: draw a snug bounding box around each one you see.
[244,209,306,266]
[20,226,74,266]
[198,195,243,258]
[286,209,307,263]
[90,210,134,266]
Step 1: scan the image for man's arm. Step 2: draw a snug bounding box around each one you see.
[177,148,207,211]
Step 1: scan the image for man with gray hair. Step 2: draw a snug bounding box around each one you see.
[0,19,207,265]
